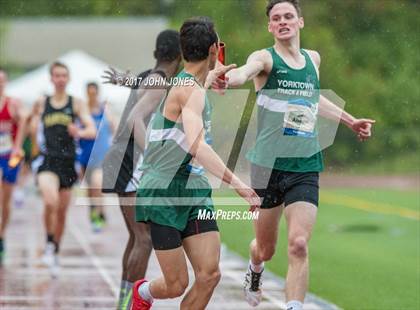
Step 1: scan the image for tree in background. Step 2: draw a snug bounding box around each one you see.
[0,0,418,172]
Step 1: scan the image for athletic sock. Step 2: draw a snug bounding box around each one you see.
[138,281,153,303]
[286,300,303,310]
[249,259,264,273]
[117,280,128,308]
[47,234,54,244]
[126,281,133,291]
[123,281,134,308]
[53,241,59,254]
[0,238,3,263]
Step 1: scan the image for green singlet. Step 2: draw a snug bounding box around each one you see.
[135,71,214,231]
[247,47,324,172]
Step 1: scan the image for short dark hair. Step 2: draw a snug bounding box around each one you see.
[49,61,69,75]
[180,17,218,62]
[266,0,301,17]
[155,30,181,63]
[87,82,98,90]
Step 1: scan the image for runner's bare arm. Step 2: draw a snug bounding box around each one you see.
[72,98,96,139]
[312,51,376,141]
[319,95,375,141]
[27,98,45,156]
[10,98,29,156]
[181,87,260,209]
[306,49,321,70]
[127,77,167,151]
[32,97,45,114]
[225,50,269,87]
[29,97,45,136]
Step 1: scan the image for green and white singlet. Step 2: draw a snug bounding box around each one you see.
[135,71,214,231]
[247,47,323,172]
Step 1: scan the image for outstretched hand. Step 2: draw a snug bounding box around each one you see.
[205,64,236,89]
[351,118,376,141]
[101,66,131,86]
[211,76,230,95]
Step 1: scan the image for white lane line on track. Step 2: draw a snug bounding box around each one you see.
[68,221,119,298]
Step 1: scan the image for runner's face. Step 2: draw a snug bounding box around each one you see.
[51,66,69,91]
[0,71,7,95]
[268,3,303,41]
[209,43,218,70]
[87,85,98,101]
[209,35,220,71]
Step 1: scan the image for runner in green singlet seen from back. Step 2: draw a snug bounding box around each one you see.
[225,1,375,309]
[102,30,182,309]
[135,70,215,232]
[130,17,260,310]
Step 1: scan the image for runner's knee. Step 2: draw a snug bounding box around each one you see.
[166,278,189,298]
[126,233,135,247]
[195,268,221,289]
[133,235,152,251]
[125,226,135,242]
[288,236,308,259]
[43,194,59,208]
[258,245,276,261]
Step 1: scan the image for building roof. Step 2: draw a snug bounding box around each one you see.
[6,50,131,114]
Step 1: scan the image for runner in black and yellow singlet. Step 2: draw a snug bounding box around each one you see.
[36,95,78,188]
[31,61,96,276]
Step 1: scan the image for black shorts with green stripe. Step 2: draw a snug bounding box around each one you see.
[150,219,218,250]
[251,164,319,209]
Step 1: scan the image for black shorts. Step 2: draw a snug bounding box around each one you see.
[251,164,319,209]
[36,155,78,189]
[150,219,219,250]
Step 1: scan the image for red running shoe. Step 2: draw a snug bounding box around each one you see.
[130,279,153,310]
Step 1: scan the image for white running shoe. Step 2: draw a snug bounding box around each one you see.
[50,255,60,278]
[13,189,25,208]
[243,265,263,307]
[41,242,55,267]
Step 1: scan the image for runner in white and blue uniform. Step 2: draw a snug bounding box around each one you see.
[78,82,115,232]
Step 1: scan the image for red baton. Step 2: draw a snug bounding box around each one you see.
[218,42,226,80]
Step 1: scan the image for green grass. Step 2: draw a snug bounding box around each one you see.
[215,188,420,310]
[327,188,419,211]
[331,152,420,176]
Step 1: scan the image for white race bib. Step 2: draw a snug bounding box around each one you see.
[283,98,318,138]
[0,132,13,155]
